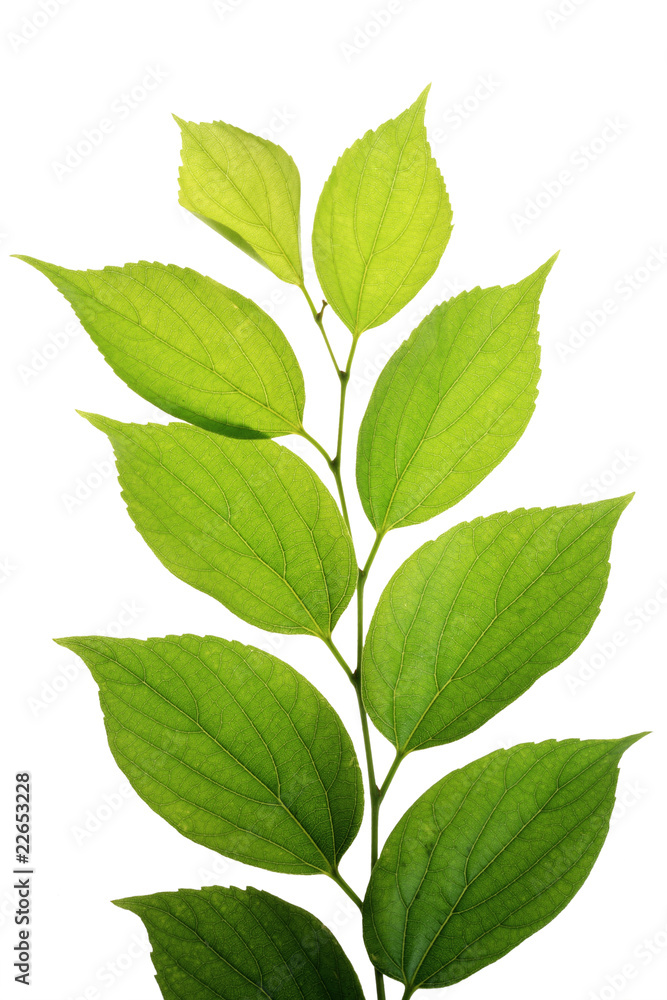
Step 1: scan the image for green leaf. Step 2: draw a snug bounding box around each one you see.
[176,117,303,285]
[116,885,366,1000]
[356,256,557,532]
[363,496,632,754]
[16,257,305,440]
[83,415,356,637]
[312,86,452,337]
[56,635,364,876]
[363,735,645,993]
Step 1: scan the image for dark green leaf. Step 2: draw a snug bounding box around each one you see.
[83,415,356,637]
[363,735,645,992]
[17,258,305,439]
[176,117,304,285]
[312,87,452,337]
[57,635,363,875]
[356,257,557,532]
[116,886,366,999]
[363,496,632,753]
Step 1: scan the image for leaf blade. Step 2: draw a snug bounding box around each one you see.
[313,87,452,337]
[363,735,645,990]
[115,885,366,999]
[363,496,632,753]
[58,634,364,875]
[16,257,305,439]
[84,415,356,637]
[356,256,556,531]
[176,117,304,285]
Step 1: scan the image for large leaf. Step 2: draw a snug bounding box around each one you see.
[363,496,632,754]
[312,87,452,337]
[84,415,356,638]
[17,258,305,439]
[57,635,364,875]
[356,257,557,532]
[176,117,303,285]
[363,736,645,993]
[116,886,366,1000]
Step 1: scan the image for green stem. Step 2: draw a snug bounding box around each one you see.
[299,427,351,530]
[379,751,404,803]
[300,284,340,376]
[332,869,363,910]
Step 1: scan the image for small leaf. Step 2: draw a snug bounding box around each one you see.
[116,885,366,999]
[16,257,305,439]
[363,496,632,753]
[363,735,646,992]
[176,117,303,285]
[356,256,557,532]
[83,416,356,637]
[312,86,452,337]
[57,635,364,875]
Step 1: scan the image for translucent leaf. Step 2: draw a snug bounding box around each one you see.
[363,736,645,992]
[84,415,356,637]
[176,117,304,285]
[312,87,452,337]
[58,635,363,875]
[363,496,631,753]
[356,257,557,532]
[17,257,304,439]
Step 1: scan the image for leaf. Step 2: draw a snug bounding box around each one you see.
[56,635,364,876]
[83,415,356,638]
[116,885,366,1000]
[312,86,452,337]
[16,257,305,440]
[363,496,632,754]
[176,117,303,285]
[363,735,645,993]
[356,256,557,532]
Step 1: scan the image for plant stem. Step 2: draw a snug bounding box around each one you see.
[299,427,351,530]
[332,870,363,910]
[300,284,340,376]
[379,750,404,803]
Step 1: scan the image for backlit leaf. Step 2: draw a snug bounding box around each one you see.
[312,87,452,337]
[356,257,557,532]
[176,117,304,285]
[116,886,366,999]
[83,415,356,637]
[17,258,305,439]
[57,635,364,875]
[363,496,632,753]
[363,736,645,992]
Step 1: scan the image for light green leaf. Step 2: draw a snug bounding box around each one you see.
[176,117,303,285]
[83,416,356,638]
[363,496,632,754]
[16,257,305,439]
[57,635,364,876]
[312,86,452,337]
[363,735,645,993]
[356,256,557,532]
[116,886,366,1000]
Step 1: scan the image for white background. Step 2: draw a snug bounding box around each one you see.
[1,1,666,998]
